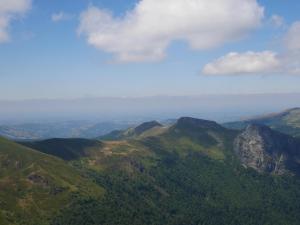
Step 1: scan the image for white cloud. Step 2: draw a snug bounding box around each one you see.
[202,20,300,76]
[78,0,264,62]
[202,51,280,75]
[0,0,31,43]
[51,12,73,22]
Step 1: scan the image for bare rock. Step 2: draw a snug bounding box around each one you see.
[234,124,300,175]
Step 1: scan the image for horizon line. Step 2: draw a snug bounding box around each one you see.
[1,92,300,102]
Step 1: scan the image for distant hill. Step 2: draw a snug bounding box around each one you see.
[0,121,133,140]
[0,137,103,224]
[224,108,300,137]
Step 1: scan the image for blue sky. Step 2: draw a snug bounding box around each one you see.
[1,0,300,100]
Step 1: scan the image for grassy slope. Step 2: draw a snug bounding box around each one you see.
[0,137,104,225]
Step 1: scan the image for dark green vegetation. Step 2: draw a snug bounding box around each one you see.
[21,138,103,161]
[1,116,300,224]
[224,108,300,137]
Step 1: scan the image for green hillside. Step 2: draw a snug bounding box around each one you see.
[224,108,300,137]
[57,121,300,225]
[22,117,300,225]
[0,137,104,225]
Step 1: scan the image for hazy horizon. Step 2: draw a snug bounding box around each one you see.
[1,93,299,124]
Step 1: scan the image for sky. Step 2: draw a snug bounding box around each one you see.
[1,0,300,100]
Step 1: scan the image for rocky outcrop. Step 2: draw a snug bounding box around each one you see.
[234,124,300,175]
[28,173,50,188]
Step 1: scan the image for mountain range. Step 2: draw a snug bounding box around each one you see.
[0,121,134,140]
[1,109,300,224]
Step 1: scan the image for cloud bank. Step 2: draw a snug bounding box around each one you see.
[78,0,264,62]
[0,0,32,43]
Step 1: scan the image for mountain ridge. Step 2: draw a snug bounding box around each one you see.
[99,120,166,141]
[224,107,300,137]
[3,115,300,224]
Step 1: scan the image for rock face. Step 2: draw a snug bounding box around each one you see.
[234,124,300,175]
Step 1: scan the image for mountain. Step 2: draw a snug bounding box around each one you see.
[99,120,165,140]
[234,124,300,175]
[224,108,300,137]
[16,117,300,225]
[134,121,163,135]
[0,136,103,225]
[145,117,238,161]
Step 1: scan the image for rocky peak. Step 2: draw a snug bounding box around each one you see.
[234,124,300,175]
